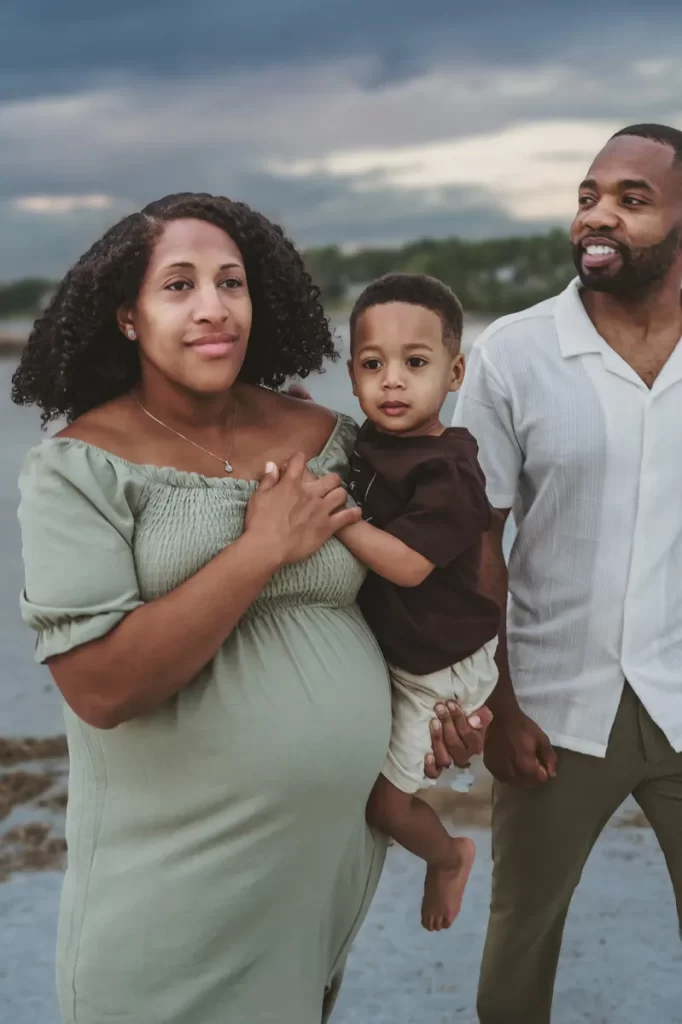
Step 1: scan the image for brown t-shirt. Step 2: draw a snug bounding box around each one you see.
[349,421,500,675]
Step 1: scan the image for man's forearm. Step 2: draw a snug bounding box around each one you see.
[479,509,520,716]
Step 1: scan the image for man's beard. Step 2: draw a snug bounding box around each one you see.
[572,226,682,296]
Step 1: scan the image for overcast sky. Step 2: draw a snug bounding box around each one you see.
[2,0,682,280]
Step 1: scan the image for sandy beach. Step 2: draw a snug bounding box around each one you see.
[2,759,679,1024]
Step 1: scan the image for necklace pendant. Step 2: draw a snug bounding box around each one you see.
[224,461,233,473]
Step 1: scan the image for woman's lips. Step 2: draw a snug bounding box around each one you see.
[187,335,237,358]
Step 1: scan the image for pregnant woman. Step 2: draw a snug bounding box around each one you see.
[12,193,483,1024]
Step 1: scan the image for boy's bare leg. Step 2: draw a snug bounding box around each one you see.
[367,774,475,931]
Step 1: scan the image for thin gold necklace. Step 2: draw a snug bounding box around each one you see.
[135,396,239,473]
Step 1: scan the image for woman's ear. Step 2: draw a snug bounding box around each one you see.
[117,308,137,341]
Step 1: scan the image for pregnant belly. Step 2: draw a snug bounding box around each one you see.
[94,604,392,812]
[195,603,392,798]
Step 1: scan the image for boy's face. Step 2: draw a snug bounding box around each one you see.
[348,301,465,436]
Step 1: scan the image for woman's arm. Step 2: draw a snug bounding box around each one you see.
[48,457,359,729]
[49,530,281,730]
[337,520,434,587]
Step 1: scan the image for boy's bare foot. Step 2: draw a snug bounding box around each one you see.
[421,836,475,931]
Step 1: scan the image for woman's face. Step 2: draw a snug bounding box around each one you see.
[124,218,252,394]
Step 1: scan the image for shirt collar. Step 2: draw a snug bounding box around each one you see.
[554,277,608,359]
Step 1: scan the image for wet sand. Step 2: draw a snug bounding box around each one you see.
[0,738,67,882]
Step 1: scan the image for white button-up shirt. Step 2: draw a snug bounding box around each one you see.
[453,278,682,756]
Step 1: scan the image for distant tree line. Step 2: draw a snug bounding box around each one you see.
[1,230,577,320]
[0,278,55,319]
[305,229,576,314]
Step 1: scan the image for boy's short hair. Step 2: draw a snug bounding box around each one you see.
[349,273,464,353]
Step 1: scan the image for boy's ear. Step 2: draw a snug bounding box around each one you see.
[448,352,466,393]
[347,358,358,396]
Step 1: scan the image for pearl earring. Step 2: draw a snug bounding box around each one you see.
[127,329,136,340]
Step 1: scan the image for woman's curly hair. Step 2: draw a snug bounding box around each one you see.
[11,192,337,426]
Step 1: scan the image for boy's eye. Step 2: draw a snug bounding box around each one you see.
[407,357,428,367]
[362,358,382,370]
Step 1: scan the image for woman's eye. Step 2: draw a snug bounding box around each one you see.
[407,357,427,367]
[220,277,243,289]
[363,359,381,370]
[166,280,191,291]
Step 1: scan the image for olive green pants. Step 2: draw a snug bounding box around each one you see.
[477,684,682,1024]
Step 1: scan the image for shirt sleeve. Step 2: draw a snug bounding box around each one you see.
[452,342,522,509]
[384,451,491,568]
[18,441,144,664]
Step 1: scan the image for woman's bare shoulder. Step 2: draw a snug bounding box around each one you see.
[247,385,340,452]
[54,397,137,454]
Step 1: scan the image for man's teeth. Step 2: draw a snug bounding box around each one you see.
[585,245,617,256]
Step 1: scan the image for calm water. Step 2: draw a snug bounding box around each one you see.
[0,320,34,336]
[0,316,492,737]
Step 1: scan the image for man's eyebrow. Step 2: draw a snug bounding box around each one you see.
[578,177,656,194]
[618,178,656,194]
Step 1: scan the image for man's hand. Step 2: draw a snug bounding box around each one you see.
[424,702,493,776]
[483,708,557,786]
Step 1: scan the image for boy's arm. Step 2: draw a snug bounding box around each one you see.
[337,519,435,587]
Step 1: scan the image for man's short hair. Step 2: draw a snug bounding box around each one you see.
[349,273,464,353]
[610,123,682,166]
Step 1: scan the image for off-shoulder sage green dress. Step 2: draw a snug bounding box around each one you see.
[18,413,391,1024]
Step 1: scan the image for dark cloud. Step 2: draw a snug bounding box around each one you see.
[2,0,682,279]
[0,200,133,282]
[3,0,682,103]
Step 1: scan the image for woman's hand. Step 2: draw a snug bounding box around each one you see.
[424,702,493,776]
[245,453,360,567]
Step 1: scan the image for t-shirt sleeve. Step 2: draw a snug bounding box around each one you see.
[384,451,491,568]
[452,342,522,509]
[18,441,144,664]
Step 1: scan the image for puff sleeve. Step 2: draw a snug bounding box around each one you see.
[18,440,144,664]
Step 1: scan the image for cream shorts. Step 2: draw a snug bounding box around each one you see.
[381,638,498,795]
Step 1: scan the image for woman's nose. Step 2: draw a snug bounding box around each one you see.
[194,286,228,323]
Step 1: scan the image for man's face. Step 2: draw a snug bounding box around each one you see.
[570,135,682,296]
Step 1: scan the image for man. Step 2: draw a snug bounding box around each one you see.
[453,123,682,1023]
